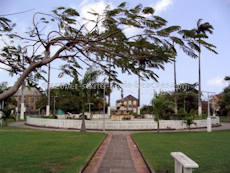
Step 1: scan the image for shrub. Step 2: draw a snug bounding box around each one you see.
[178,108,185,114]
[189,109,196,116]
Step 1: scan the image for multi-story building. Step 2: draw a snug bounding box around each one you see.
[13,87,42,113]
[115,95,139,113]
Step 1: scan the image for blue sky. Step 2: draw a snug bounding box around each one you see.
[0,0,229,106]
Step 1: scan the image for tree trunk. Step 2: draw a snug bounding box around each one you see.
[5,119,8,126]
[228,110,230,123]
[157,121,159,133]
[174,60,177,114]
[189,126,190,132]
[80,104,86,132]
[198,42,202,116]
[0,47,65,102]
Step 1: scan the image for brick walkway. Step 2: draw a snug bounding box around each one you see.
[83,134,150,173]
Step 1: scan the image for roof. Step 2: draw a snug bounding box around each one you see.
[124,95,138,101]
[214,95,220,99]
[13,87,42,97]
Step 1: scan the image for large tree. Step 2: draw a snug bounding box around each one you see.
[0,3,186,102]
[218,86,230,122]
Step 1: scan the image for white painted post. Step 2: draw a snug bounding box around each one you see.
[46,105,50,116]
[175,159,182,173]
[184,167,193,173]
[207,117,212,132]
[20,103,25,120]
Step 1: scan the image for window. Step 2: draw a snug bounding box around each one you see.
[133,101,137,105]
[31,98,34,103]
[36,98,39,102]
[124,101,127,105]
[128,100,132,105]
[31,106,33,110]
[24,98,28,103]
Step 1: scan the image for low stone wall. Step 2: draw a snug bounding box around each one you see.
[27,116,220,130]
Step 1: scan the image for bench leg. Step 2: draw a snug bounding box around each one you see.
[175,160,182,173]
[183,167,193,173]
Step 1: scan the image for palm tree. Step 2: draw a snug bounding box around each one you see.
[168,36,197,114]
[0,106,15,126]
[193,19,218,116]
[179,19,218,116]
[151,95,175,133]
[72,67,101,132]
[183,116,197,132]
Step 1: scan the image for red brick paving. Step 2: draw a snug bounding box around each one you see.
[127,135,150,173]
[83,135,112,173]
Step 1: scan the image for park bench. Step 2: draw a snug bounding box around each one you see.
[171,152,199,173]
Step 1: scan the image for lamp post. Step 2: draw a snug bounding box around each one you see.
[202,91,215,132]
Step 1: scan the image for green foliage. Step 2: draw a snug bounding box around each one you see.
[189,108,196,116]
[1,3,192,102]
[152,94,175,132]
[0,106,15,126]
[122,117,131,120]
[40,115,57,119]
[183,116,197,132]
[178,107,184,114]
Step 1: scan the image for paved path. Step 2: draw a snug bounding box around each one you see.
[84,134,150,173]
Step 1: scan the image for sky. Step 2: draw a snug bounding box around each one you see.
[0,0,230,107]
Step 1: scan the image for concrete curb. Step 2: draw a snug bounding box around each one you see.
[131,135,155,173]
[79,134,108,173]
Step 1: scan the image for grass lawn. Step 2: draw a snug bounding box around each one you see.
[132,130,230,173]
[0,128,106,173]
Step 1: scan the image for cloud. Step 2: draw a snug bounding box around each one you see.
[79,0,114,32]
[153,0,174,15]
[207,76,227,86]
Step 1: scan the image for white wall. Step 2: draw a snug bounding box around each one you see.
[27,117,220,130]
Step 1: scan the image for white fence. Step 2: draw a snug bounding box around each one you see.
[27,116,220,130]
[56,114,110,119]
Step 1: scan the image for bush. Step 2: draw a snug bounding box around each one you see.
[178,108,185,114]
[40,115,57,119]
[122,117,131,120]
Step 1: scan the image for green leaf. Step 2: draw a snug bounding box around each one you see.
[142,7,155,14]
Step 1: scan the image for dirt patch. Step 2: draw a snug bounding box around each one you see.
[70,156,81,161]
[43,162,71,172]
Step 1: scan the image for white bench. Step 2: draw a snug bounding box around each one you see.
[171,152,199,173]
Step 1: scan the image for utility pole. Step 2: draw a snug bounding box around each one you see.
[202,91,215,132]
